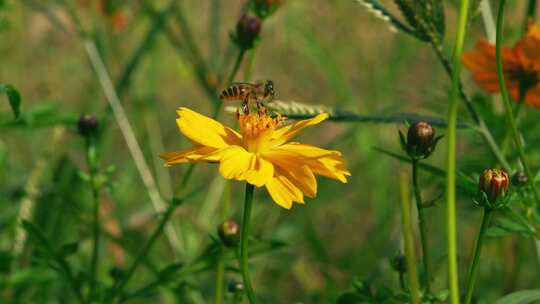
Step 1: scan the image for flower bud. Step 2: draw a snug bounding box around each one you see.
[108,266,125,281]
[390,255,406,273]
[228,281,244,293]
[479,169,510,204]
[512,171,528,187]
[217,219,240,247]
[78,114,98,137]
[406,121,435,158]
[234,14,262,50]
[252,0,283,18]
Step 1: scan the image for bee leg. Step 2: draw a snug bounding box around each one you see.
[241,95,250,114]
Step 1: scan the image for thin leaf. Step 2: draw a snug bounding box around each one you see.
[495,290,540,304]
[0,83,21,118]
[375,147,477,195]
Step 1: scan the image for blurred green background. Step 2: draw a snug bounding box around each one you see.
[1,0,540,303]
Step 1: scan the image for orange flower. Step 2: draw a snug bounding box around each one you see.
[462,23,540,107]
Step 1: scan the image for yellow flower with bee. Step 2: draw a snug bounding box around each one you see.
[160,106,350,209]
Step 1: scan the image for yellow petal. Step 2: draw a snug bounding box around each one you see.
[240,156,274,187]
[271,113,329,146]
[262,153,317,197]
[265,144,350,183]
[272,142,337,158]
[176,107,242,148]
[309,153,351,183]
[265,174,304,209]
[160,146,216,166]
[214,146,274,187]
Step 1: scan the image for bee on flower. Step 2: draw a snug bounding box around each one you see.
[462,22,540,107]
[160,106,350,209]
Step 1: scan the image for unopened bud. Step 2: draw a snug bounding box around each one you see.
[252,0,283,18]
[406,121,435,158]
[391,255,406,273]
[512,171,528,187]
[217,219,240,247]
[234,14,262,50]
[479,169,510,204]
[78,114,98,137]
[228,281,244,293]
[109,266,125,281]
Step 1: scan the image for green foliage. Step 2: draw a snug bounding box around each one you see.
[0,83,21,119]
[495,290,540,304]
[1,1,540,303]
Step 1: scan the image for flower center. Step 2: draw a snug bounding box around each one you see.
[238,107,283,153]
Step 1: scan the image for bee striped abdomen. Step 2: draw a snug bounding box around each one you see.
[220,85,245,101]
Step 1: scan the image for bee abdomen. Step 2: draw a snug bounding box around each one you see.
[219,86,240,101]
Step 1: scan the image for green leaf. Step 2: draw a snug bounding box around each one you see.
[0,83,21,118]
[495,290,540,304]
[485,226,513,238]
[58,242,79,258]
[374,147,477,195]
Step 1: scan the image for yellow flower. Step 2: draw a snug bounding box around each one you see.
[160,107,350,209]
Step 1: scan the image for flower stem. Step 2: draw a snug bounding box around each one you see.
[525,0,537,31]
[227,49,246,84]
[447,1,470,303]
[240,183,258,304]
[399,171,421,304]
[86,137,101,302]
[411,160,432,294]
[496,0,540,206]
[500,97,525,156]
[214,256,225,304]
[464,208,493,304]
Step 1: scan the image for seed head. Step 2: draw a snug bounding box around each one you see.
[78,114,98,137]
[217,219,240,247]
[479,169,510,204]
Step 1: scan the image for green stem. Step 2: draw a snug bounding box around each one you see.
[525,0,537,32]
[86,137,101,302]
[227,49,246,85]
[411,160,432,294]
[501,93,525,156]
[464,208,493,304]
[109,200,181,302]
[243,49,256,81]
[398,271,407,292]
[240,183,258,304]
[447,1,470,303]
[496,0,540,206]
[431,39,511,172]
[215,255,225,304]
[399,172,421,304]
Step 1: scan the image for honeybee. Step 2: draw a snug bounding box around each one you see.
[219,80,275,113]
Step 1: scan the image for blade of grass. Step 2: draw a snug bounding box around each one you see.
[83,40,182,254]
